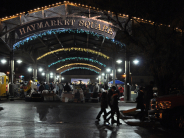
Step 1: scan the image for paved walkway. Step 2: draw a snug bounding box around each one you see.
[0,100,183,138]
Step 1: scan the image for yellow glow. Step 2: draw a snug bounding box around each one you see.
[37,47,110,60]
[56,63,101,71]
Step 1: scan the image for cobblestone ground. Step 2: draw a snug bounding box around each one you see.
[0,100,183,138]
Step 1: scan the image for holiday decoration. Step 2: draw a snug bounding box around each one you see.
[48,57,106,67]
[56,63,101,71]
[60,67,99,74]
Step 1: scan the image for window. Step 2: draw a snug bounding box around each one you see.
[2,77,4,84]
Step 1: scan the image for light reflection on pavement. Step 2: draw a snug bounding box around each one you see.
[0,101,183,138]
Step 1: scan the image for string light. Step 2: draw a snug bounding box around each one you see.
[56,63,101,71]
[13,29,125,50]
[60,67,99,74]
[1,1,182,33]
[48,57,106,67]
[37,47,110,60]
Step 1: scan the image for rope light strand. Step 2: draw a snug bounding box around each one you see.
[37,47,110,60]
[13,29,125,50]
[56,63,101,71]
[48,57,106,67]
[60,67,99,74]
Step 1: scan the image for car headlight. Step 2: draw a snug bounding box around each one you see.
[157,101,171,109]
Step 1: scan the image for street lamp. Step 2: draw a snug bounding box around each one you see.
[1,59,7,64]
[17,60,22,64]
[106,68,111,73]
[28,68,32,72]
[102,73,105,76]
[117,68,122,72]
[39,68,43,72]
[133,59,139,65]
[42,72,45,76]
[116,59,122,64]
[50,72,53,76]
[61,77,64,80]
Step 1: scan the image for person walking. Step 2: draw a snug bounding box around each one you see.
[96,89,108,122]
[105,86,116,124]
[110,86,122,125]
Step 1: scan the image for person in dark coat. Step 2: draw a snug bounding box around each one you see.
[135,87,145,121]
[64,82,71,92]
[106,86,118,124]
[96,90,108,121]
[38,83,44,93]
[144,81,154,113]
[110,86,122,125]
[103,83,108,90]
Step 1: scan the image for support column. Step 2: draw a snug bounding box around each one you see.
[9,31,15,99]
[46,69,49,83]
[112,58,116,86]
[124,57,130,102]
[54,73,56,83]
[33,63,37,81]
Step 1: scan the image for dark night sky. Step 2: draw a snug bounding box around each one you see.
[0,0,62,18]
[0,0,183,25]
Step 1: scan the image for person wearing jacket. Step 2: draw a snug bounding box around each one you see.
[64,82,71,92]
[38,83,44,93]
[135,87,145,121]
[96,89,108,122]
[44,83,50,90]
[110,86,122,125]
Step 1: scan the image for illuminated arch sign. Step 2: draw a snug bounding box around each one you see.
[15,17,118,39]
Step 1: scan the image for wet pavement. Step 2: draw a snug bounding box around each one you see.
[0,100,184,138]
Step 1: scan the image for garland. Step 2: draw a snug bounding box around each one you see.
[48,57,106,67]
[56,63,101,71]
[37,47,110,60]
[13,29,125,50]
[60,67,99,74]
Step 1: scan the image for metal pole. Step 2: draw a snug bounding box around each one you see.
[33,63,37,81]
[112,57,116,86]
[125,55,130,102]
[46,69,49,83]
[9,31,15,100]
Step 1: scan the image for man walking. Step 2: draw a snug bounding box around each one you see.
[110,86,122,125]
[96,89,108,122]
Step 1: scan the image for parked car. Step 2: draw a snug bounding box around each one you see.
[149,90,184,131]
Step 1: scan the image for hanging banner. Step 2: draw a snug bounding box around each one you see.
[15,17,118,39]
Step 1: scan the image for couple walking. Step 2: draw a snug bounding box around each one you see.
[96,86,122,125]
